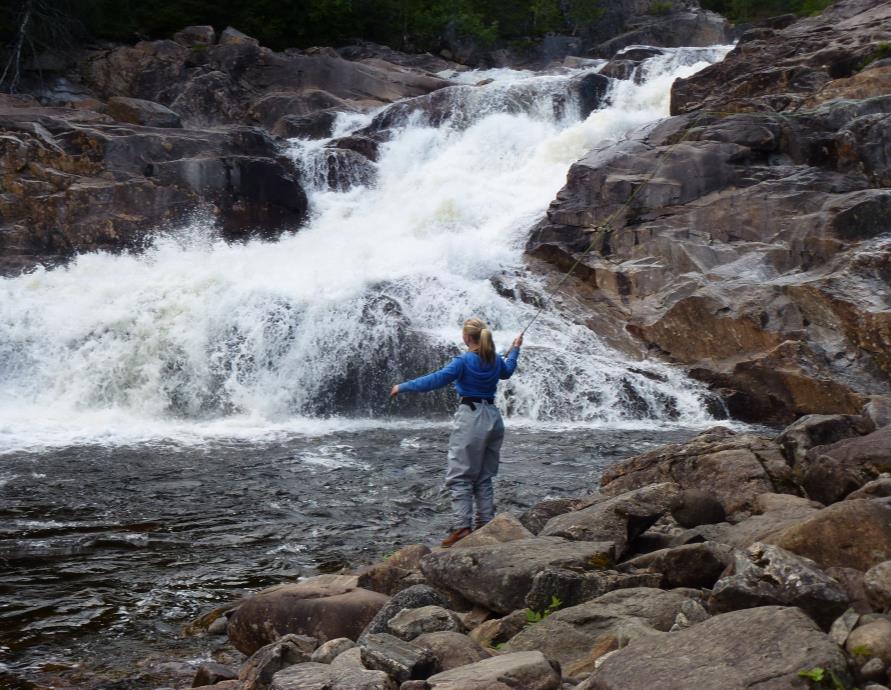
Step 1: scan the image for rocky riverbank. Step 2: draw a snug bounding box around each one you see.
[528,0,891,424]
[159,399,891,690]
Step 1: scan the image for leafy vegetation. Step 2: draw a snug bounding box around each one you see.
[1,0,608,88]
[861,42,891,69]
[699,0,832,22]
[525,596,562,625]
[798,667,859,690]
[648,1,674,16]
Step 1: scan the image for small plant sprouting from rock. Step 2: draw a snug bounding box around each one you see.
[850,643,872,658]
[798,667,858,690]
[648,1,673,15]
[525,596,562,626]
[860,42,891,69]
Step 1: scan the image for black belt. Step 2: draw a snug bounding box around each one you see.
[460,396,494,410]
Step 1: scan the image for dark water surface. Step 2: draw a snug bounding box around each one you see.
[0,424,707,689]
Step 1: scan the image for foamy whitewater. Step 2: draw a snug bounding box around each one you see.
[0,46,733,451]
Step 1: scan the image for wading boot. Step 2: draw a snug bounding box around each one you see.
[440,527,472,548]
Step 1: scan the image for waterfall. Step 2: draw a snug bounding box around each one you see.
[0,46,733,450]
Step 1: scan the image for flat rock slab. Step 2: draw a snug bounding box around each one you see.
[505,587,693,670]
[419,538,615,614]
[588,606,848,690]
[228,574,388,655]
[270,662,395,690]
[762,498,891,571]
[426,651,560,690]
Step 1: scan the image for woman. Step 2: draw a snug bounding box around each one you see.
[390,318,523,547]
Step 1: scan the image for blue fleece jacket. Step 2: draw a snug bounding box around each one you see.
[398,347,520,398]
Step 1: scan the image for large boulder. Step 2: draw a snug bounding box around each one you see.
[426,651,560,690]
[540,483,680,557]
[796,426,891,504]
[621,542,733,589]
[762,499,891,571]
[504,588,694,670]
[419,538,615,614]
[775,413,874,463]
[228,575,389,655]
[709,542,850,629]
[598,430,798,517]
[587,606,849,690]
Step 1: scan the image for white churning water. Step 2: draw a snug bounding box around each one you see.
[0,46,733,450]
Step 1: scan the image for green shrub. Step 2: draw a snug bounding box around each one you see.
[649,1,673,15]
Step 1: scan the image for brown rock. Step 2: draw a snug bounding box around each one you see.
[762,499,891,571]
[419,537,615,614]
[798,426,891,504]
[865,561,891,612]
[540,483,680,557]
[239,634,318,690]
[227,575,389,655]
[107,96,182,128]
[468,610,528,648]
[192,662,237,687]
[453,513,533,549]
[357,545,430,596]
[426,651,560,690]
[827,567,872,614]
[589,606,849,690]
[599,430,796,518]
[505,588,694,669]
[519,497,586,535]
[670,489,726,528]
[412,631,490,671]
[847,619,891,665]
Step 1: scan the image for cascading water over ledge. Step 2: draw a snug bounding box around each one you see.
[0,45,733,450]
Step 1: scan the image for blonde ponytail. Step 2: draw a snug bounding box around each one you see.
[463,318,496,365]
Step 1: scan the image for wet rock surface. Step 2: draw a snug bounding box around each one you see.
[529,1,891,424]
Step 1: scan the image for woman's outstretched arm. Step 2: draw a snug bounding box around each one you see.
[499,333,524,379]
[391,357,464,396]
